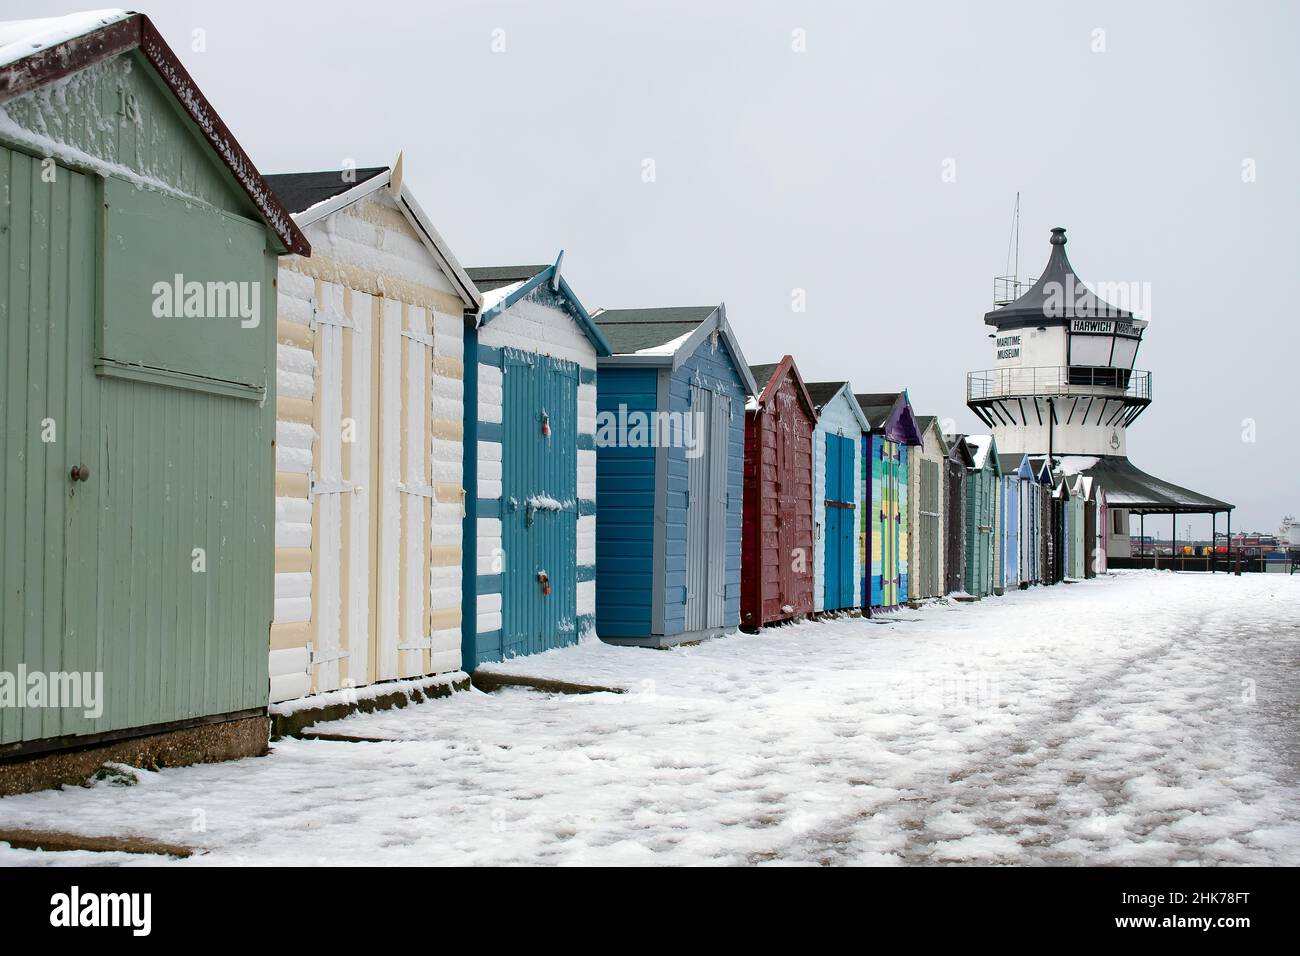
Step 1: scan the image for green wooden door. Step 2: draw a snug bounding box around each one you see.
[0,148,100,746]
[2,146,275,749]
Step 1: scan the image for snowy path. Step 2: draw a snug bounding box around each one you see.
[1,571,1297,866]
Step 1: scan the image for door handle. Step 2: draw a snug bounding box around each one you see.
[69,464,90,482]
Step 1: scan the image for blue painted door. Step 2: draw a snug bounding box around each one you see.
[824,436,841,608]
[501,353,578,658]
[823,433,855,609]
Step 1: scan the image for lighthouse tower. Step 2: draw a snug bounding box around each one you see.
[967,226,1233,564]
[966,227,1150,460]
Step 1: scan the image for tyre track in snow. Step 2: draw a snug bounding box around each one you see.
[786,584,1300,865]
[898,596,1294,865]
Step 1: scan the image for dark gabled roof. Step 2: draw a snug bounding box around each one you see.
[997,451,1029,475]
[748,356,817,418]
[466,265,550,293]
[806,380,873,431]
[749,363,781,394]
[856,392,904,427]
[914,414,952,453]
[592,306,716,354]
[856,390,923,444]
[0,12,308,257]
[264,167,389,214]
[985,227,1131,328]
[804,380,849,411]
[944,434,978,468]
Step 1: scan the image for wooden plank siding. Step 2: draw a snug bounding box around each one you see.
[269,190,467,701]
[741,362,814,628]
[1,45,282,751]
[465,281,600,668]
[593,368,657,638]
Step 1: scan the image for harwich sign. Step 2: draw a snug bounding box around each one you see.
[1069,318,1146,338]
[1068,317,1149,369]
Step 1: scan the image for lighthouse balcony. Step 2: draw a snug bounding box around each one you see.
[966,365,1151,404]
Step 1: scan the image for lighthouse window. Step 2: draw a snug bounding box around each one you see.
[1111,336,1139,370]
[1068,332,1114,367]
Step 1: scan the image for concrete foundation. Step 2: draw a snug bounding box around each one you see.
[0,714,269,797]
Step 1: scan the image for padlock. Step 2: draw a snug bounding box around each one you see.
[537,570,550,596]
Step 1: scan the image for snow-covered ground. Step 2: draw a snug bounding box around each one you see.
[2,571,1297,866]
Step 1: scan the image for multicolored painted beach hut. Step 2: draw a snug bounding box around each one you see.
[805,382,871,613]
[960,435,1002,598]
[741,357,816,628]
[590,305,756,646]
[908,416,950,602]
[943,435,977,595]
[0,11,308,781]
[461,260,611,667]
[856,392,923,611]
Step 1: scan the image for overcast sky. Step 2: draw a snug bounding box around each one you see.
[12,0,1298,531]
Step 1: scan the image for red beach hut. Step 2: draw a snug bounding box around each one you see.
[741,356,816,628]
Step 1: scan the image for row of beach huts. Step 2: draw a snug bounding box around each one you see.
[0,12,1105,788]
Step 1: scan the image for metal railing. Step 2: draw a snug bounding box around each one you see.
[966,366,1151,403]
[992,274,1037,307]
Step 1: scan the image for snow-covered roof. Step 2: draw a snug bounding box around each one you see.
[590,306,717,354]
[0,10,309,257]
[467,259,611,354]
[594,305,758,396]
[1057,455,1101,476]
[965,434,994,470]
[634,329,694,356]
[267,163,480,309]
[0,9,129,69]
[479,279,527,313]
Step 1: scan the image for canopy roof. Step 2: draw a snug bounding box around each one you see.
[1057,455,1233,514]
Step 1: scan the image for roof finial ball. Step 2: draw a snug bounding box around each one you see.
[1050,226,1068,245]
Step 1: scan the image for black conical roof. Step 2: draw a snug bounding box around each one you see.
[984,227,1131,328]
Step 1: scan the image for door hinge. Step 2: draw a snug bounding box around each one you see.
[398,482,436,499]
[309,298,352,330]
[310,648,350,665]
[401,328,435,349]
[310,474,357,498]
